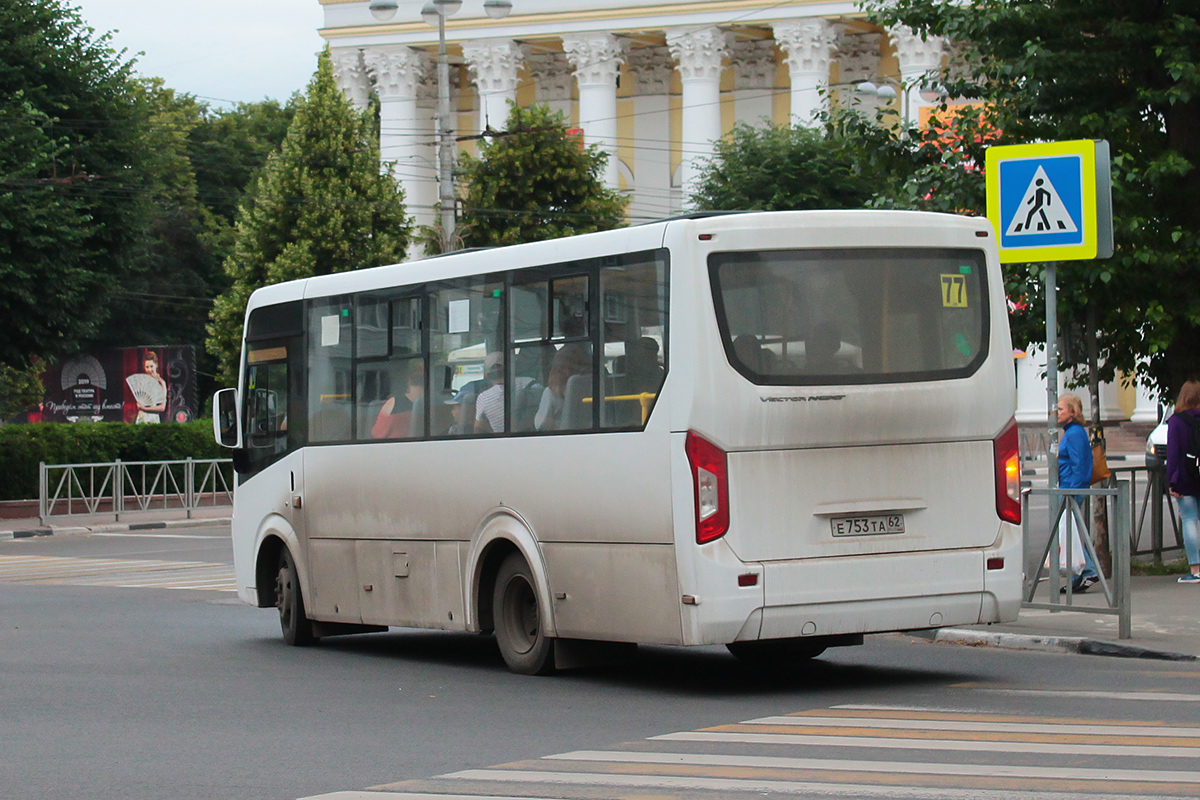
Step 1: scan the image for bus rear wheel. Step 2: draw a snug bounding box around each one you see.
[276,548,316,647]
[726,638,826,663]
[493,553,554,675]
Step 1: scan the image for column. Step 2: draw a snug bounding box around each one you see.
[562,33,626,190]
[364,47,435,247]
[772,19,837,127]
[889,26,946,128]
[666,27,730,207]
[331,47,371,111]
[462,38,523,132]
[1131,371,1162,422]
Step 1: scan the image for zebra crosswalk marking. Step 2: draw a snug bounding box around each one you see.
[348,706,1200,800]
[541,748,1200,782]
[656,730,1200,757]
[0,554,235,591]
[748,712,1200,738]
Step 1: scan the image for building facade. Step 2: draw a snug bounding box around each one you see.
[318,0,949,227]
[317,0,1162,423]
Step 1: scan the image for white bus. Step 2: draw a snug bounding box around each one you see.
[213,210,1023,675]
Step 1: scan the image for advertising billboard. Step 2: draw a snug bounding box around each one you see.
[34,346,197,424]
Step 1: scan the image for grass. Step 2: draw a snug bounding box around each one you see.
[1131,557,1191,576]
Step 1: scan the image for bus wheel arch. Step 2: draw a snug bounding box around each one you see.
[252,516,306,608]
[468,510,557,641]
[254,536,285,608]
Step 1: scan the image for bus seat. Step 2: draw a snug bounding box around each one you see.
[311,403,352,442]
[562,374,593,430]
[455,396,477,435]
[408,396,426,438]
[358,399,386,439]
[512,382,544,433]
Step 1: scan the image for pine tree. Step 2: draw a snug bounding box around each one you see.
[455,104,627,249]
[206,49,412,384]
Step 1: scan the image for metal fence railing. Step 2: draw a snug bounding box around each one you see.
[39,458,234,525]
[1018,429,1051,464]
[1022,481,1132,638]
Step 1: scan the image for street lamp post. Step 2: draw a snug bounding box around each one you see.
[370,0,513,253]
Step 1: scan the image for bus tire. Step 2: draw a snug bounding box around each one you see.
[276,548,316,647]
[493,553,555,675]
[725,638,826,663]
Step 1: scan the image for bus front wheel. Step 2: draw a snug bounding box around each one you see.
[493,553,554,675]
[276,548,316,647]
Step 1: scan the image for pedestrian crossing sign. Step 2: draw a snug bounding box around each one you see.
[986,139,1112,264]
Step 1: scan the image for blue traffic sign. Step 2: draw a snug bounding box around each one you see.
[986,140,1112,263]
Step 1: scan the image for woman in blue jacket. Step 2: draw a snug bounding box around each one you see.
[1166,380,1200,584]
[1057,393,1097,591]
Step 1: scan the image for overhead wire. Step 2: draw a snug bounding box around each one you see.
[6,0,886,229]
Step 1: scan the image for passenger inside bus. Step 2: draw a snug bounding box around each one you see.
[371,364,421,439]
[803,322,859,374]
[623,336,664,393]
[476,353,532,434]
[733,334,767,373]
[535,342,589,431]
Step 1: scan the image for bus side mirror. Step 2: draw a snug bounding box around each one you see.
[213,388,242,449]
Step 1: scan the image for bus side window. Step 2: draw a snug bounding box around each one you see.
[242,358,290,475]
[600,256,667,429]
[308,299,354,443]
[430,277,504,436]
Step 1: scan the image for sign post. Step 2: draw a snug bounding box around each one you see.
[986,139,1112,566]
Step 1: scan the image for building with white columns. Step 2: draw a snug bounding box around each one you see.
[318,0,949,230]
[317,0,1163,427]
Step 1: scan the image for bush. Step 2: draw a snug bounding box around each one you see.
[0,421,223,501]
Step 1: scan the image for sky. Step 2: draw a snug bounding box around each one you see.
[72,0,327,107]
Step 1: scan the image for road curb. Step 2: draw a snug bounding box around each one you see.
[912,627,1198,662]
[0,517,231,541]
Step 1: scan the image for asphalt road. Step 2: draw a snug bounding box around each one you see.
[2,525,1198,800]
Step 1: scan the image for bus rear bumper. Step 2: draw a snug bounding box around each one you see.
[715,545,1021,644]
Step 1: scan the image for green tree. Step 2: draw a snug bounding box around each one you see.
[866,0,1200,397]
[0,0,153,369]
[455,104,628,249]
[189,98,297,229]
[0,361,46,421]
[89,80,221,351]
[691,123,877,211]
[206,49,412,384]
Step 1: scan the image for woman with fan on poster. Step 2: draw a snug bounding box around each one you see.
[127,350,167,424]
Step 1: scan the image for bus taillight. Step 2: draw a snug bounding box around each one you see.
[993,418,1021,525]
[685,430,729,544]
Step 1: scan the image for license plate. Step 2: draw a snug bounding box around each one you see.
[830,513,905,536]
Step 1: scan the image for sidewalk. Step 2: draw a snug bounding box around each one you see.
[920,573,1199,662]
[0,505,231,540]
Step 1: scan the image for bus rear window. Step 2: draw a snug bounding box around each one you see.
[710,248,989,385]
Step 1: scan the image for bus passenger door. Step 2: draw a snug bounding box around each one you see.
[238,336,308,605]
[299,298,363,623]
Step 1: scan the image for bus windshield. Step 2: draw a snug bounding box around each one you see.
[710,247,989,385]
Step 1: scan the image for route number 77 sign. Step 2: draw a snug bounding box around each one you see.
[985,139,1113,264]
